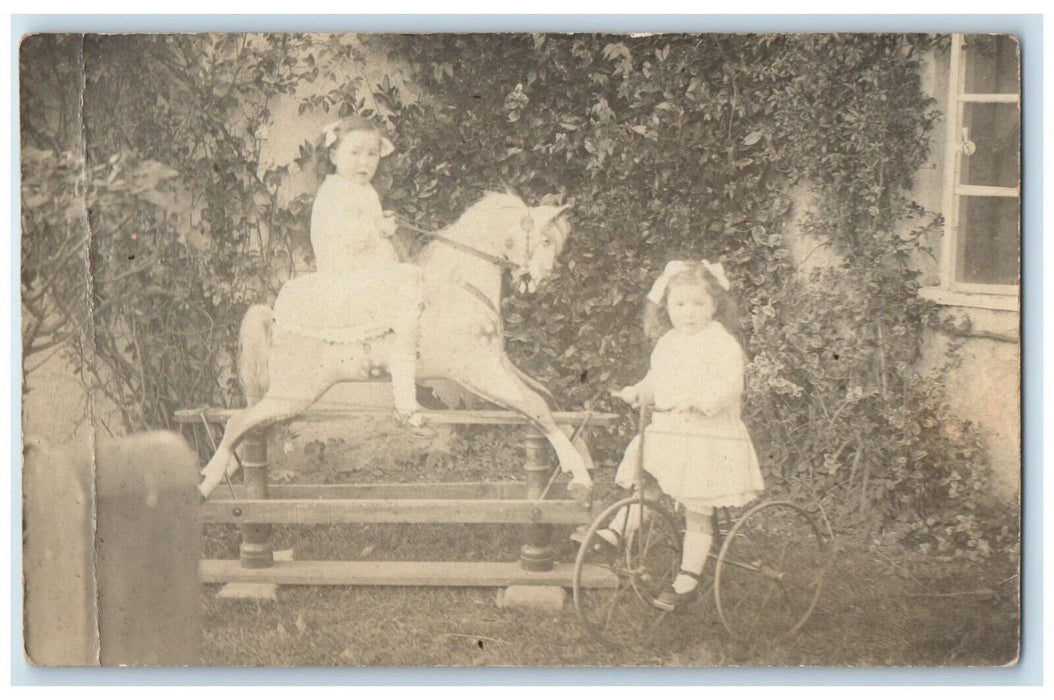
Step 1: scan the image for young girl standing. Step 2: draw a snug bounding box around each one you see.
[607,260,764,611]
[273,115,423,420]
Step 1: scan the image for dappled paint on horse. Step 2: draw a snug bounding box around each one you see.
[199,193,594,499]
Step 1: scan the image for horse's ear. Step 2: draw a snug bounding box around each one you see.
[534,204,571,230]
[532,204,572,246]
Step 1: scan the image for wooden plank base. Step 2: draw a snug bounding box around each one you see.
[200,559,616,588]
[202,497,595,525]
[177,406,618,427]
[216,582,278,601]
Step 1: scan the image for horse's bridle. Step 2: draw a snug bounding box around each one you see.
[395,214,532,272]
[396,215,512,340]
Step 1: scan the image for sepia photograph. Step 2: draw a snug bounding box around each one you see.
[19,30,1022,668]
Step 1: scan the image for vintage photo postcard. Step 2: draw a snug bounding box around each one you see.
[20,32,1021,667]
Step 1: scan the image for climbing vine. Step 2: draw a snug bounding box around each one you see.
[21,33,1011,554]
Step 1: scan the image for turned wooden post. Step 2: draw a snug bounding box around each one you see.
[519,432,555,572]
[238,429,273,569]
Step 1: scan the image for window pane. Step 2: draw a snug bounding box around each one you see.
[956,196,1020,285]
[963,34,1020,94]
[960,103,1020,188]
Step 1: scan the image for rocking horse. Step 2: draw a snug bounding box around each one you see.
[198,193,594,500]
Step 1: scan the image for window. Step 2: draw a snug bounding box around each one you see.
[927,34,1021,310]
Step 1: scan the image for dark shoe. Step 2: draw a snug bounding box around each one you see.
[652,587,695,612]
[393,410,437,439]
[571,526,621,557]
[569,525,589,545]
[566,479,593,502]
[651,570,703,612]
[406,424,438,440]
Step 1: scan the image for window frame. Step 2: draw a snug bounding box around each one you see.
[930,33,1021,308]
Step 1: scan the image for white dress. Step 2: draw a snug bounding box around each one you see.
[615,323,764,511]
[309,175,399,274]
[272,174,421,344]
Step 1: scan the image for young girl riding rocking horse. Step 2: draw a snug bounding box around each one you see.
[273,115,424,423]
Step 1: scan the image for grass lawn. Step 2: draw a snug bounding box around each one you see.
[198,423,1020,667]
[201,525,1019,667]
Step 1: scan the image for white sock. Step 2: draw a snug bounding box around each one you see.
[673,531,712,594]
[389,359,418,415]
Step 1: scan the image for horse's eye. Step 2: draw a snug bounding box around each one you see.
[542,238,553,247]
[505,238,515,249]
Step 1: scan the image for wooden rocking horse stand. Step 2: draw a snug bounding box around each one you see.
[178,406,617,588]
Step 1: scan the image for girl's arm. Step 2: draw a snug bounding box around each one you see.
[614,328,669,406]
[614,376,654,406]
[380,210,399,237]
[634,375,656,406]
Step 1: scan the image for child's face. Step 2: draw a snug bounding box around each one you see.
[666,283,714,335]
[330,129,381,185]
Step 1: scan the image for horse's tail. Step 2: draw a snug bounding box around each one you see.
[239,304,274,406]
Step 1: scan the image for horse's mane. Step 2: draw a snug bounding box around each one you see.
[415,192,529,266]
[455,191,529,227]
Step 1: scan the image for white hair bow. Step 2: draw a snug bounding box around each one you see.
[646,259,730,304]
[321,119,395,157]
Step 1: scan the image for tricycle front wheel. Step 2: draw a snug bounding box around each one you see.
[572,496,682,647]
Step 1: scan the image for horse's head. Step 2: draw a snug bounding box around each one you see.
[449,193,571,293]
[517,203,571,293]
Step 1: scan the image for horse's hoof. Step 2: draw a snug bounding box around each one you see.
[566,480,593,502]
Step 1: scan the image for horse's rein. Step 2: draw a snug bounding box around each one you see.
[393,215,508,332]
[394,215,520,270]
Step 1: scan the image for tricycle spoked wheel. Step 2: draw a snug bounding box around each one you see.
[572,496,682,647]
[714,500,831,641]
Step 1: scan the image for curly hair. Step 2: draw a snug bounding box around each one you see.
[643,263,742,345]
[313,115,387,181]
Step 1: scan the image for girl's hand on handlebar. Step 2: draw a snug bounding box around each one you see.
[380,211,398,237]
[610,386,639,405]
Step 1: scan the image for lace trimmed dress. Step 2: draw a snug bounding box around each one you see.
[614,323,764,512]
[272,174,421,344]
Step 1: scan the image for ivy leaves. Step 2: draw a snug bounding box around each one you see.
[20,33,998,554]
[376,34,991,548]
